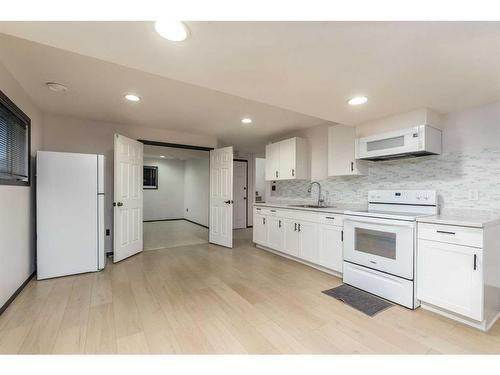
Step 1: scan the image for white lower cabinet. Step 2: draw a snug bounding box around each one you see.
[267,216,285,251]
[318,224,343,273]
[253,207,343,274]
[417,238,483,321]
[298,221,319,263]
[253,213,268,246]
[283,219,299,257]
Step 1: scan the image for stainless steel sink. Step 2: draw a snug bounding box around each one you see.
[289,204,336,209]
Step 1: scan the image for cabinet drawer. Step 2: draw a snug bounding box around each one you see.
[317,213,343,226]
[418,223,483,248]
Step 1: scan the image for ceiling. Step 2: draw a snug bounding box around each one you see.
[144,145,209,160]
[0,33,329,152]
[0,21,499,151]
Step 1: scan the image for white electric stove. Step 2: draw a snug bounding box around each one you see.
[342,190,438,309]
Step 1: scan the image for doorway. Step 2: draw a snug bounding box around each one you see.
[141,141,211,251]
[233,159,248,229]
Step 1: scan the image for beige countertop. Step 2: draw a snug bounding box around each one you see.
[416,209,500,228]
[253,202,366,215]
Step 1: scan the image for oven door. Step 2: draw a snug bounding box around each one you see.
[343,215,415,279]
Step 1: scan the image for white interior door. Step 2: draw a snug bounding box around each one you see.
[233,160,247,229]
[113,134,143,262]
[209,146,233,248]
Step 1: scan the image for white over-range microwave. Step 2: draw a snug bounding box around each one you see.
[355,125,442,161]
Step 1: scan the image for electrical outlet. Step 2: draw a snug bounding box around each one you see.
[468,190,479,201]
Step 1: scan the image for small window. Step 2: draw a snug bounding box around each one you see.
[143,166,158,189]
[0,90,31,186]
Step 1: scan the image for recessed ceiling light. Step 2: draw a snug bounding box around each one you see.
[348,96,368,106]
[241,118,253,124]
[160,155,165,158]
[46,82,68,93]
[124,94,141,102]
[154,21,189,42]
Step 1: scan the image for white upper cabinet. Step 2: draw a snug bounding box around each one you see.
[265,137,309,181]
[328,125,367,176]
[265,142,280,181]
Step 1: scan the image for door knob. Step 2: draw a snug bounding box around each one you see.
[117,202,123,207]
[224,200,234,204]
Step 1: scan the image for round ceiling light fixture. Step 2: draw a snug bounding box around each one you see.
[154,21,189,42]
[46,82,68,93]
[347,96,368,106]
[241,118,253,124]
[124,94,141,102]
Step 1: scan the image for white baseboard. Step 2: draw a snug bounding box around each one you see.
[420,302,500,332]
[255,243,342,279]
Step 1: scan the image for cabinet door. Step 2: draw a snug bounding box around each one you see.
[253,214,268,246]
[298,221,319,263]
[267,216,285,251]
[318,225,343,273]
[278,138,295,180]
[417,239,483,321]
[328,125,367,176]
[265,143,281,181]
[283,219,299,257]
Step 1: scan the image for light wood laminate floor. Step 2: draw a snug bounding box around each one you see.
[143,220,208,251]
[1,235,500,354]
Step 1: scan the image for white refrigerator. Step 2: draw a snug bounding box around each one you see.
[36,151,106,280]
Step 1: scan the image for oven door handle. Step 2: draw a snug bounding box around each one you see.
[344,217,415,228]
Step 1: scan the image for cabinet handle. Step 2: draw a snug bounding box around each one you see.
[474,254,477,270]
[270,209,276,212]
[292,169,295,177]
[436,230,456,235]
[278,220,282,228]
[294,223,297,231]
[325,216,335,220]
[298,223,301,232]
[341,230,344,242]
[263,218,266,225]
[275,171,278,178]
[351,161,354,172]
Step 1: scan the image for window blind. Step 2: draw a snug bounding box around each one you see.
[0,101,28,182]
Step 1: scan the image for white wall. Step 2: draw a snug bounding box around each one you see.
[42,113,218,252]
[234,151,255,227]
[255,158,267,202]
[184,158,210,226]
[143,158,185,221]
[0,62,43,308]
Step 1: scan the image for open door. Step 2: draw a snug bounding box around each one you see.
[209,146,234,248]
[113,134,144,262]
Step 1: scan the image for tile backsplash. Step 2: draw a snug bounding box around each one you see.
[270,147,500,211]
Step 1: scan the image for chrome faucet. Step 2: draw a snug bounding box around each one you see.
[308,181,323,207]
